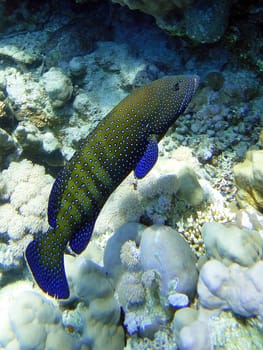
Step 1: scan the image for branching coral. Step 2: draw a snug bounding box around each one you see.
[0,159,53,271]
[176,202,235,257]
[0,159,53,239]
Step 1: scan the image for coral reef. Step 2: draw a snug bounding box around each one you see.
[73,92,91,115]
[0,235,32,273]
[0,0,262,348]
[120,240,141,272]
[69,56,87,78]
[0,159,52,238]
[14,121,64,167]
[113,0,230,43]
[0,100,6,118]
[116,272,146,307]
[173,307,210,350]
[104,223,145,279]
[234,206,263,232]
[209,312,263,349]
[103,223,197,336]
[0,160,53,271]
[0,256,125,350]
[172,308,263,350]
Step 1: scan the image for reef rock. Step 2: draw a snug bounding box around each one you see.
[112,0,193,17]
[140,225,198,300]
[198,259,263,318]
[103,223,198,337]
[233,149,263,212]
[69,56,87,78]
[0,281,75,350]
[172,308,263,350]
[112,0,230,43]
[184,0,229,43]
[42,68,73,108]
[0,128,20,168]
[201,222,263,267]
[65,256,125,350]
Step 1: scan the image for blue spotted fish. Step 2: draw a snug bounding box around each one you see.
[26,75,199,299]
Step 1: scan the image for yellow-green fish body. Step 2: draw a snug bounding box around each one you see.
[26,75,199,298]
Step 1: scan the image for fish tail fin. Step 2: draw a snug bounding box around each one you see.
[25,228,69,299]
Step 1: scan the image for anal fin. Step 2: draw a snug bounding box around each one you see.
[69,220,95,254]
[25,229,69,299]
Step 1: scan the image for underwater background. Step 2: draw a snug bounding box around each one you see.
[0,0,262,349]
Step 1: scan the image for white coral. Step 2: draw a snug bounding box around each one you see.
[0,159,53,271]
[198,259,263,318]
[0,281,75,350]
[201,222,263,267]
[0,159,53,241]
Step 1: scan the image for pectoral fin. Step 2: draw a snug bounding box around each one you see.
[135,138,158,179]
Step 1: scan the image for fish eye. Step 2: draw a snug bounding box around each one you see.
[173,82,180,91]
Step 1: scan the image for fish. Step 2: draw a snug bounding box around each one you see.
[25,75,199,299]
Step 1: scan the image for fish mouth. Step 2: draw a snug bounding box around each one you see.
[177,75,200,114]
[192,75,200,94]
[193,75,200,94]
